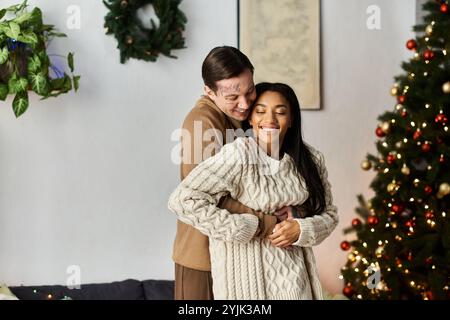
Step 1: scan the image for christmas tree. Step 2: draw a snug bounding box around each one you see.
[340,0,450,300]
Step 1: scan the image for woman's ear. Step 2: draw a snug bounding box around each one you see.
[204,85,215,100]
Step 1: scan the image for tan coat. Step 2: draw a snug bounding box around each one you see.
[172,96,277,271]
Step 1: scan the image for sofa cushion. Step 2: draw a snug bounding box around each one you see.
[10,279,145,300]
[142,280,174,300]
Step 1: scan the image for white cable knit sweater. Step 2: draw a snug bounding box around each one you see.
[168,137,338,300]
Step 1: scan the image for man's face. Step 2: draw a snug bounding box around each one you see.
[204,69,256,121]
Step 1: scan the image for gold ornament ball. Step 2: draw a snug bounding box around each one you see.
[375,246,385,258]
[381,122,390,133]
[439,183,450,196]
[387,182,399,195]
[120,0,128,8]
[443,81,450,94]
[426,25,433,35]
[126,36,134,45]
[401,165,410,175]
[361,160,372,171]
[391,86,399,96]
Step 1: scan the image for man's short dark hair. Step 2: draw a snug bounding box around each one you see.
[202,46,254,92]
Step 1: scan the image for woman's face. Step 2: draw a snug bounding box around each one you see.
[249,91,292,153]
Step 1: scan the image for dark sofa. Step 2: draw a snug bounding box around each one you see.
[9,279,174,300]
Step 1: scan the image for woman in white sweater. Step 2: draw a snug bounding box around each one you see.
[168,83,338,300]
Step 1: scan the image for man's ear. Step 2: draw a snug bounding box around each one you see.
[204,85,216,100]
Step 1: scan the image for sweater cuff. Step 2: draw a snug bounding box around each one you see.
[292,218,316,247]
[235,214,260,243]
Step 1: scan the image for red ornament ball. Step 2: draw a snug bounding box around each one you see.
[441,3,449,13]
[440,154,445,163]
[425,256,433,265]
[406,39,417,50]
[401,110,408,118]
[405,220,415,228]
[376,127,386,138]
[425,211,435,219]
[352,218,362,227]
[435,114,448,124]
[413,130,422,140]
[422,142,431,152]
[343,285,355,298]
[397,95,406,104]
[423,50,435,60]
[424,185,433,194]
[340,241,351,251]
[368,216,379,226]
[387,154,396,164]
[392,204,405,214]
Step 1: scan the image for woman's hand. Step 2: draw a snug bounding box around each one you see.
[268,220,301,248]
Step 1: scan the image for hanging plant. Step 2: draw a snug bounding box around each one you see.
[0,0,80,118]
[103,0,187,63]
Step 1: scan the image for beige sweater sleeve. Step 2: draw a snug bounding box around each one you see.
[293,150,339,247]
[168,139,259,243]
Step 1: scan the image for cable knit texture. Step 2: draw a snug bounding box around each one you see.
[168,137,338,300]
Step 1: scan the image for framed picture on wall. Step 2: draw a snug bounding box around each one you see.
[238,0,322,110]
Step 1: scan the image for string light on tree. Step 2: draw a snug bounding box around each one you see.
[443,81,450,94]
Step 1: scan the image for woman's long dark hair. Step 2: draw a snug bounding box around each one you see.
[253,83,326,217]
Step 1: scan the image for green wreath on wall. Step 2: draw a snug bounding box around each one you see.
[103,0,187,64]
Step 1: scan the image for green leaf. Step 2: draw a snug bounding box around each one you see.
[16,77,28,92]
[73,75,80,91]
[68,52,74,72]
[62,74,72,92]
[0,83,8,100]
[8,74,28,93]
[0,9,6,20]
[27,54,41,73]
[47,31,67,38]
[0,46,8,65]
[5,1,28,13]
[17,31,38,45]
[12,91,29,118]
[40,24,54,32]
[5,4,23,13]
[8,73,18,93]
[29,72,48,96]
[29,8,43,25]
[6,22,20,39]
[13,12,32,25]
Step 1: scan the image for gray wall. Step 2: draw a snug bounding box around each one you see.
[0,0,415,295]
